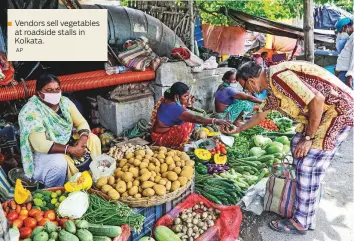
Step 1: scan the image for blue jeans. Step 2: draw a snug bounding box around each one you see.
[338,71,353,89]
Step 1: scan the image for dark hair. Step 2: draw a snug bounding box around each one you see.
[261,52,268,57]
[236,61,262,82]
[222,71,235,82]
[164,82,189,100]
[36,73,60,91]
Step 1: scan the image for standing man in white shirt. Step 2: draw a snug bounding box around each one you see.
[335,17,353,89]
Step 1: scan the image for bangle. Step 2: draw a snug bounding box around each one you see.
[212,118,216,125]
[64,145,69,155]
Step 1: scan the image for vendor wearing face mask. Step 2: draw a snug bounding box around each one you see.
[18,73,101,188]
[214,70,263,126]
[223,61,354,235]
[151,82,230,149]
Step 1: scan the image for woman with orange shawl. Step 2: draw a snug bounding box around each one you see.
[151,82,230,149]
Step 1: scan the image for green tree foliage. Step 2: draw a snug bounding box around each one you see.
[196,0,353,26]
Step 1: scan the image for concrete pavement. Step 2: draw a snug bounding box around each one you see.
[240,130,354,241]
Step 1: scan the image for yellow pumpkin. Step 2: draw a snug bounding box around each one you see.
[14,179,31,204]
[64,171,93,192]
[214,154,227,165]
[194,149,211,161]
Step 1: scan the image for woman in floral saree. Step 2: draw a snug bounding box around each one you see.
[19,74,101,188]
[151,82,230,149]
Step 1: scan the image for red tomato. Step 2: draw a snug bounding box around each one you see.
[28,209,41,217]
[12,219,23,229]
[59,218,68,227]
[39,211,44,216]
[44,210,56,221]
[24,217,37,229]
[19,227,32,239]
[39,218,50,226]
[221,149,227,155]
[7,211,19,221]
[34,214,43,222]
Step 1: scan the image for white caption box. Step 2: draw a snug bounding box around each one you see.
[7,9,108,61]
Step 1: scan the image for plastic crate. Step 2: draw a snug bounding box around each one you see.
[128,184,193,241]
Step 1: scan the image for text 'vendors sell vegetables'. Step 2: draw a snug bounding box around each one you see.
[99,146,194,200]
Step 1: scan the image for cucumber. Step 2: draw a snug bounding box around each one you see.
[59,230,79,241]
[75,220,90,229]
[202,192,222,205]
[92,236,111,241]
[256,154,275,162]
[76,229,93,241]
[88,224,122,238]
[65,220,76,234]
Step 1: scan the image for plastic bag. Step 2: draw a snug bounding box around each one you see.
[203,56,218,69]
[153,193,242,241]
[89,154,116,182]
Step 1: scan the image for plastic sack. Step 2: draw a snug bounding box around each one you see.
[153,193,242,241]
[203,56,218,69]
[89,154,116,182]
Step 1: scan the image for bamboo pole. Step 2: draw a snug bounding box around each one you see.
[189,0,195,53]
[303,0,314,63]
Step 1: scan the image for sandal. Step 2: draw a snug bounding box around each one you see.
[269,219,307,235]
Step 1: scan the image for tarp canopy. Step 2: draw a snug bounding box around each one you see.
[220,7,335,44]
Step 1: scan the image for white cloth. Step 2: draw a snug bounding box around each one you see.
[336,33,354,77]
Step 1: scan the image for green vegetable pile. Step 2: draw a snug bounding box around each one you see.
[195,171,244,205]
[265,111,283,120]
[32,190,67,211]
[227,134,250,158]
[274,117,293,132]
[82,193,144,233]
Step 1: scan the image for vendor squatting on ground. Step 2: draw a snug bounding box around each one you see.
[151,82,231,149]
[223,60,354,235]
[18,74,101,188]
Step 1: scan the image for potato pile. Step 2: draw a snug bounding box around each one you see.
[96,146,194,200]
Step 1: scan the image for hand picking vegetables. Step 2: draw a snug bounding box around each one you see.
[82,193,144,233]
[169,202,220,241]
[96,147,194,200]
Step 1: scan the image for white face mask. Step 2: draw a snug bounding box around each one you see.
[41,92,62,105]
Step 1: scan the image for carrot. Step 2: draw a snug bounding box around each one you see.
[10,200,16,210]
[26,202,32,211]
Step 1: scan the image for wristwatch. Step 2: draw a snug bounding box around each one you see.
[303,135,315,141]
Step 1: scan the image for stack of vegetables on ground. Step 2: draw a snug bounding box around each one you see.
[82,193,144,233]
[157,202,219,241]
[194,170,243,205]
[98,146,194,200]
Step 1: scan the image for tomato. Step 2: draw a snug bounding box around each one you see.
[52,221,59,226]
[34,214,43,222]
[44,210,56,221]
[59,218,68,226]
[19,227,32,239]
[221,148,227,155]
[19,209,28,217]
[39,211,44,216]
[12,219,23,229]
[28,209,41,217]
[7,211,19,221]
[24,217,37,229]
[18,215,28,221]
[39,218,50,226]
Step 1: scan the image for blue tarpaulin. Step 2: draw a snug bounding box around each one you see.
[194,16,204,47]
[314,5,353,30]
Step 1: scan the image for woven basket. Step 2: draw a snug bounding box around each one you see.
[1,187,131,241]
[117,178,193,208]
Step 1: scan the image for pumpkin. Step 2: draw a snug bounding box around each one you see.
[194,149,211,161]
[214,154,227,165]
[64,171,93,192]
[14,179,31,204]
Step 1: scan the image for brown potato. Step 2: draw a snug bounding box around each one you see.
[108,189,120,200]
[168,163,176,171]
[96,176,108,188]
[119,159,128,168]
[174,167,182,175]
[108,176,115,185]
[115,180,127,194]
[142,188,155,197]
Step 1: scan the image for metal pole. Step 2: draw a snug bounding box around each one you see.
[189,0,195,54]
[303,0,314,63]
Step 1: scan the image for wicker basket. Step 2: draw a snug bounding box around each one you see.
[117,178,193,208]
[1,187,131,241]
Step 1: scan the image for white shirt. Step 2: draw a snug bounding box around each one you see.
[336,33,354,77]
